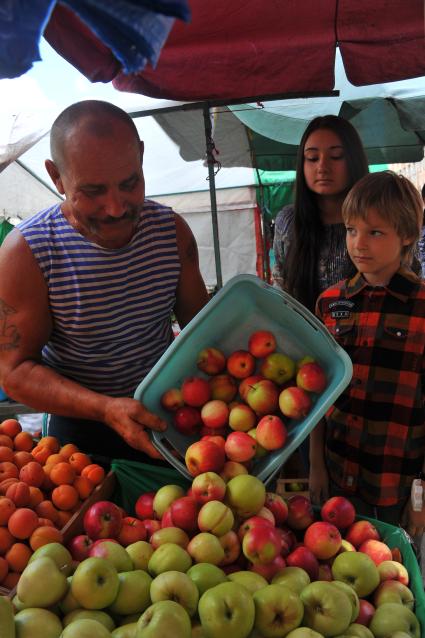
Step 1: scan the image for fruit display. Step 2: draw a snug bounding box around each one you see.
[0,418,110,591]
[158,330,328,480]
[0,468,422,638]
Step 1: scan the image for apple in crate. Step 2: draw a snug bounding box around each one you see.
[260,352,295,385]
[248,330,277,358]
[331,551,380,597]
[378,559,409,585]
[89,539,133,572]
[246,379,279,416]
[198,581,255,638]
[181,376,211,407]
[191,471,226,504]
[238,514,273,541]
[253,584,304,637]
[224,431,257,462]
[344,519,380,548]
[300,581,353,637]
[160,388,184,412]
[242,524,283,564]
[198,500,234,536]
[200,400,229,429]
[220,460,248,482]
[238,374,264,401]
[68,534,93,562]
[226,350,256,379]
[279,386,312,419]
[173,406,201,435]
[265,492,288,526]
[249,554,287,580]
[197,347,226,375]
[358,538,392,565]
[161,496,199,534]
[373,580,414,609]
[303,521,342,560]
[256,414,287,450]
[185,440,226,476]
[83,500,123,540]
[209,373,238,402]
[117,516,147,546]
[219,530,241,565]
[320,495,356,529]
[135,491,156,520]
[286,495,315,530]
[153,484,185,519]
[228,404,257,432]
[296,361,327,393]
[357,598,376,626]
[286,545,319,580]
[201,434,226,451]
[225,474,266,518]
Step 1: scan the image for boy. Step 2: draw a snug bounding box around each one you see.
[309,171,425,541]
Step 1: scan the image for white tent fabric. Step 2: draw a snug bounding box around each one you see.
[0,161,61,221]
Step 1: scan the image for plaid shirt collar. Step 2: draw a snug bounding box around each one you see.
[344,266,421,303]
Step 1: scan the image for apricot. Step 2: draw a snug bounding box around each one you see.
[7,507,39,540]
[13,431,34,452]
[29,525,63,551]
[73,475,94,500]
[50,462,76,486]
[45,453,66,467]
[0,555,8,583]
[0,478,18,495]
[56,510,72,528]
[0,435,13,449]
[51,484,79,511]
[0,526,14,554]
[38,435,60,453]
[0,419,21,438]
[0,446,14,463]
[0,462,19,482]
[35,500,60,525]
[81,463,105,485]
[5,481,31,507]
[19,461,44,488]
[69,452,91,474]
[37,517,55,528]
[5,542,32,572]
[31,443,52,464]
[13,451,33,469]
[0,496,16,525]
[2,570,19,589]
[28,486,44,509]
[59,443,79,459]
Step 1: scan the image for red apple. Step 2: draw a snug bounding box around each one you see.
[200,434,226,451]
[238,375,264,401]
[242,525,283,564]
[286,495,315,530]
[220,460,249,482]
[248,330,277,358]
[278,526,297,554]
[162,496,200,534]
[296,362,327,393]
[358,538,392,565]
[191,471,227,504]
[377,559,409,585]
[246,379,279,416]
[160,387,184,411]
[173,406,202,435]
[226,350,256,379]
[228,404,257,432]
[224,431,257,462]
[278,386,312,419]
[256,414,287,450]
[320,496,356,529]
[345,519,380,548]
[197,347,226,375]
[143,518,161,539]
[117,516,147,546]
[200,400,229,429]
[264,492,288,526]
[219,530,241,565]
[257,506,275,526]
[134,491,156,520]
[83,500,123,540]
[181,376,211,407]
[185,440,226,476]
[250,554,286,580]
[303,521,342,560]
[317,563,333,581]
[286,544,320,580]
[209,374,238,403]
[356,599,375,626]
[237,515,274,542]
[67,534,93,562]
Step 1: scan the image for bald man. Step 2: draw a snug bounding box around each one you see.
[0,100,209,462]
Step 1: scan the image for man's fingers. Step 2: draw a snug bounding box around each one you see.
[138,429,164,459]
[136,403,167,431]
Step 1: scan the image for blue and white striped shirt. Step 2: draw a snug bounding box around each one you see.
[18,200,180,396]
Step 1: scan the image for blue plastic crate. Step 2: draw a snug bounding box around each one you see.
[134,275,353,484]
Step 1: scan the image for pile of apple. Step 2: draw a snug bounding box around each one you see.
[0,419,106,590]
[2,470,420,638]
[160,330,328,476]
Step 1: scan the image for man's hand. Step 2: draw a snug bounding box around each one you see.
[401,498,425,538]
[103,397,167,459]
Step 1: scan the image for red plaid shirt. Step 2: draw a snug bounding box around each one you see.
[316,267,425,506]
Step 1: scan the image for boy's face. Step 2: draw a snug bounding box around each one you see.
[345,208,411,286]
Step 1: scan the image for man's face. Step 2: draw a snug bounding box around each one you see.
[53,119,145,248]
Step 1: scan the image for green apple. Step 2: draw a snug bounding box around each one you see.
[227,570,267,594]
[150,570,199,616]
[108,570,152,616]
[60,618,112,638]
[71,557,120,610]
[253,584,304,637]
[272,566,310,595]
[14,608,63,638]
[372,580,414,609]
[111,622,138,638]
[369,602,420,638]
[153,484,185,518]
[150,527,190,549]
[331,551,380,597]
[90,540,134,572]
[198,581,255,638]
[300,581,352,636]
[187,532,225,565]
[285,628,324,637]
[343,623,374,637]
[136,600,191,638]
[120,614,141,625]
[198,501,234,536]
[126,541,154,571]
[63,609,115,631]
[260,353,295,384]
[148,542,192,576]
[390,633,414,638]
[29,542,73,576]
[59,576,80,615]
[191,621,207,638]
[225,475,266,518]
[186,562,228,596]
[17,556,68,608]
[330,581,359,623]
[12,594,30,612]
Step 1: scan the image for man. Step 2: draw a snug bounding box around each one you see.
[0,100,210,462]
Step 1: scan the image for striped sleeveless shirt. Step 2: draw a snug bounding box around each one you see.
[18,200,180,397]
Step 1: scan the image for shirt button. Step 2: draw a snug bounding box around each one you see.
[396,331,402,337]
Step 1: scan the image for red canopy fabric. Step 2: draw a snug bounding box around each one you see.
[44,0,425,102]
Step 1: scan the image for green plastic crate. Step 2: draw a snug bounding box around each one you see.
[134,274,352,485]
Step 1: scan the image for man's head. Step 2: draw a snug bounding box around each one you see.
[46,100,145,248]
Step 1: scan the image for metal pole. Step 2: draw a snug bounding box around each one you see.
[203,103,223,290]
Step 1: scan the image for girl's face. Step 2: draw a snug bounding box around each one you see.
[303,128,351,198]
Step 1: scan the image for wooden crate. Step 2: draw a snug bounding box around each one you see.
[2,471,116,599]
[276,477,310,500]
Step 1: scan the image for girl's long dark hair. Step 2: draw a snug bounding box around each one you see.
[282,115,369,311]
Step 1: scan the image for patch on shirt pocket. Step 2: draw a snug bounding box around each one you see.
[328,320,356,346]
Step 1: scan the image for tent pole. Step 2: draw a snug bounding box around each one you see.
[203,103,223,290]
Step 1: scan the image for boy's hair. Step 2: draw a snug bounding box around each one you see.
[342,171,423,262]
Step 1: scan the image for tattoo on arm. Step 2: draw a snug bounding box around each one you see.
[0,300,20,350]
